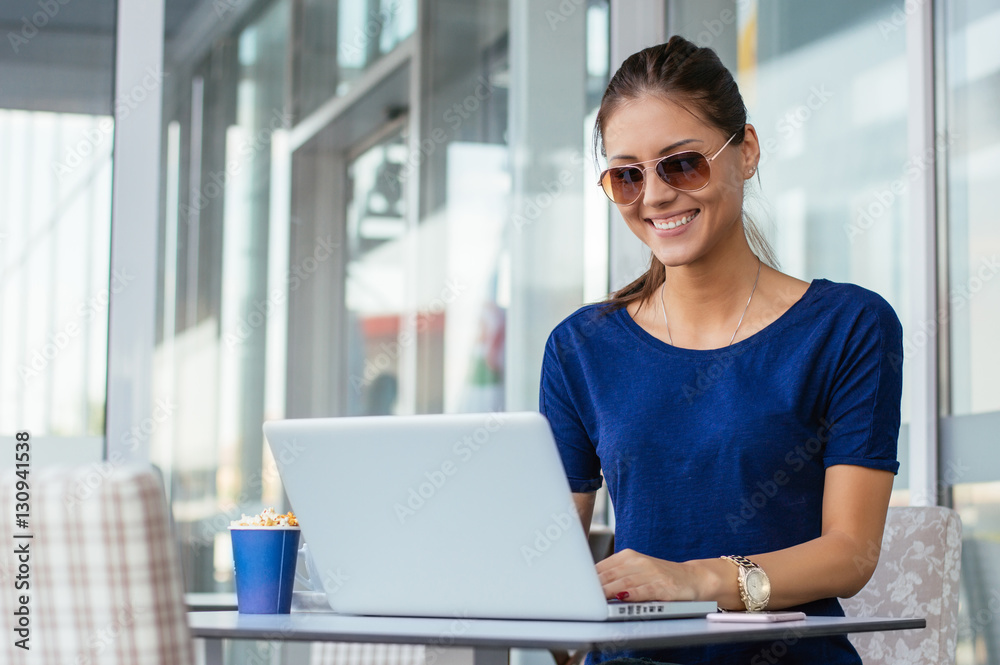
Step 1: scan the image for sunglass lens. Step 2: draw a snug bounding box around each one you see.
[657,153,711,191]
[602,167,644,203]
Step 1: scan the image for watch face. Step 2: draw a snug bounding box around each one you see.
[745,568,771,602]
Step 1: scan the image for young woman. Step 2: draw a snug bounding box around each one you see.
[540,36,902,665]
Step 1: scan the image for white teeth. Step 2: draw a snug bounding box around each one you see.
[652,212,697,230]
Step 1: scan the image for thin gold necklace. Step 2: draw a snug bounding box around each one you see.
[659,257,762,347]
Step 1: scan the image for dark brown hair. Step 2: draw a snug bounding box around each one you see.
[595,36,776,313]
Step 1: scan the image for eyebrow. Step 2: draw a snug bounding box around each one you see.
[608,138,702,162]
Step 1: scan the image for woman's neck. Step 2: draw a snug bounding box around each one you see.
[657,236,764,348]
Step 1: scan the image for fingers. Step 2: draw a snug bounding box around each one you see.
[604,580,663,602]
[597,549,658,600]
[596,550,698,602]
[596,549,650,585]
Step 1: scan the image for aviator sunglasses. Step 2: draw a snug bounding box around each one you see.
[598,131,739,204]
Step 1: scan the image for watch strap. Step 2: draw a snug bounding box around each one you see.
[720,555,769,612]
[722,554,758,570]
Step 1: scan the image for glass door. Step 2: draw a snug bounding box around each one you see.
[344,125,409,416]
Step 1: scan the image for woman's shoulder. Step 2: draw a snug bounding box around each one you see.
[793,279,904,355]
[808,278,901,324]
[762,269,896,318]
[747,273,901,352]
[545,301,625,351]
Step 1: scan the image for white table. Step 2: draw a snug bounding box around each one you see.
[188,611,925,665]
[186,592,238,612]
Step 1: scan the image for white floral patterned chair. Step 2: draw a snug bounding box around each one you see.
[841,506,962,665]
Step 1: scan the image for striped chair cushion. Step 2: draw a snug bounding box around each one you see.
[0,465,193,665]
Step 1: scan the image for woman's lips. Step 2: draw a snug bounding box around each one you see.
[649,210,699,231]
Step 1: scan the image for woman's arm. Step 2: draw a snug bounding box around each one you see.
[572,492,597,540]
[596,465,894,609]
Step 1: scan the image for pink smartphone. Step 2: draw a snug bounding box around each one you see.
[706,611,807,623]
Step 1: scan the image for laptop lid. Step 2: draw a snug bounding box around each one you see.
[264,411,610,621]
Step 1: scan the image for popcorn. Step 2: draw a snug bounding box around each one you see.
[231,507,299,527]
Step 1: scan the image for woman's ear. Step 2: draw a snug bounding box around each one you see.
[741,123,761,176]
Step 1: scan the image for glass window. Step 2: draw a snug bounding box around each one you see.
[156,0,291,593]
[953,481,1000,665]
[294,0,418,119]
[412,0,511,415]
[345,128,409,416]
[940,2,1000,664]
[158,0,610,602]
[942,0,1000,418]
[0,2,116,439]
[337,0,417,89]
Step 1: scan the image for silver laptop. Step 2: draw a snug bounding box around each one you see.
[264,411,716,621]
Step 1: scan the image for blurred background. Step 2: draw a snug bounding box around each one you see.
[0,0,998,662]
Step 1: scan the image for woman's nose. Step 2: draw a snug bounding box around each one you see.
[641,167,678,207]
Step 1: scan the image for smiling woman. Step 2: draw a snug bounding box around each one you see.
[540,36,903,665]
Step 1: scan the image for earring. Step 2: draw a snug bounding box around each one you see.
[747,167,756,176]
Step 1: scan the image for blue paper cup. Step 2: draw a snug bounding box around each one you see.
[230,527,301,614]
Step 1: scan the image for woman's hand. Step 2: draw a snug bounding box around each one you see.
[596,548,708,602]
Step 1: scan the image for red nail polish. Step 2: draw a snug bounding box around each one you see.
[616,591,629,601]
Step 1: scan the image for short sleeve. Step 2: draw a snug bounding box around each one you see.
[539,334,603,492]
[822,297,903,474]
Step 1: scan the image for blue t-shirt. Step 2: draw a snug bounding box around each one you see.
[539,279,902,665]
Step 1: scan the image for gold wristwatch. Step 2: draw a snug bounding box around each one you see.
[721,555,771,612]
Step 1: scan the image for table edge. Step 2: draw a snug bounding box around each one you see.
[188,613,927,651]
